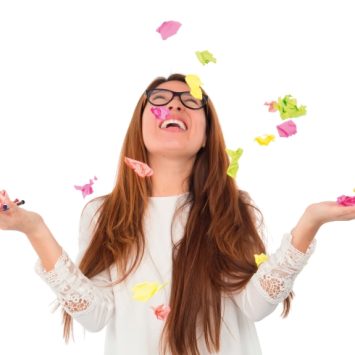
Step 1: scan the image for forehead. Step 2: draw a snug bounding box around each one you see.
[156,80,190,92]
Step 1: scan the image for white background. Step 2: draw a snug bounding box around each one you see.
[1,0,355,354]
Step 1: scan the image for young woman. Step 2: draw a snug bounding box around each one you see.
[1,74,355,355]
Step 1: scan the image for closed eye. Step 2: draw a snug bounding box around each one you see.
[151,94,167,100]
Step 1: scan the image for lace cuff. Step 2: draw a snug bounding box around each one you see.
[35,250,96,315]
[252,232,316,304]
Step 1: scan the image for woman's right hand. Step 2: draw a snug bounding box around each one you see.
[0,189,44,235]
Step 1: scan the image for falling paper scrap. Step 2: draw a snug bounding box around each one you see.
[124,157,153,178]
[276,120,297,137]
[272,95,307,120]
[151,304,171,321]
[74,176,98,198]
[336,195,355,206]
[264,101,278,112]
[226,148,243,178]
[156,20,182,40]
[132,281,168,302]
[151,106,171,120]
[254,134,275,146]
[185,74,203,100]
[254,253,269,267]
[195,50,217,65]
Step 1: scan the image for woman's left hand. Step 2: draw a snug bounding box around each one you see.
[291,201,355,252]
[303,201,355,227]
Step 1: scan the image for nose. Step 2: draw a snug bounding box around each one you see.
[168,95,183,111]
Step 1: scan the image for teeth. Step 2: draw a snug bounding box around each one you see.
[160,119,187,131]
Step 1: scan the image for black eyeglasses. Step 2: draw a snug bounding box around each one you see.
[145,88,208,110]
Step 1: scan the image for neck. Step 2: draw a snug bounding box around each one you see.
[148,154,194,196]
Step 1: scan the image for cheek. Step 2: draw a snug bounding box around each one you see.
[141,112,157,148]
[195,115,207,138]
[142,111,153,134]
[142,121,151,146]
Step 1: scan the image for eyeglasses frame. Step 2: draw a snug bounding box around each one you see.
[145,88,208,110]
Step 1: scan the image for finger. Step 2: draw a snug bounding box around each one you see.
[0,202,14,213]
[0,190,11,204]
[0,200,21,213]
[0,197,17,213]
[0,190,25,212]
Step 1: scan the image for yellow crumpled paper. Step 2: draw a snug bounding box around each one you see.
[254,253,269,267]
[185,74,203,100]
[132,281,168,302]
[254,134,275,146]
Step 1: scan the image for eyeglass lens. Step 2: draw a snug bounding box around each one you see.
[148,89,204,109]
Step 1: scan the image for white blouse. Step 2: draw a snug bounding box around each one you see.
[35,193,316,355]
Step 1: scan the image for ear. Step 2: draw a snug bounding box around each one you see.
[202,135,207,148]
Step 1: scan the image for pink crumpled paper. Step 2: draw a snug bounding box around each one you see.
[151,106,170,120]
[74,176,98,198]
[276,120,297,137]
[336,195,355,206]
[124,157,153,178]
[151,304,171,321]
[156,21,182,40]
[264,101,278,112]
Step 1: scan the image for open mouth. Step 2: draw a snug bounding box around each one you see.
[159,119,187,131]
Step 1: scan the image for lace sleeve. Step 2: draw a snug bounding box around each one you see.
[34,198,114,331]
[35,249,114,332]
[251,232,316,304]
[36,250,102,315]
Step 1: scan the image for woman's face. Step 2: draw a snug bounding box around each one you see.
[142,80,207,160]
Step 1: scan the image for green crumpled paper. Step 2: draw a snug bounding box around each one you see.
[195,50,217,65]
[275,95,307,120]
[226,148,243,178]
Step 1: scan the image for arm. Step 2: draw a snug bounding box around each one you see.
[232,232,316,321]
[33,199,114,332]
[26,222,62,272]
[233,200,355,321]
[1,191,114,332]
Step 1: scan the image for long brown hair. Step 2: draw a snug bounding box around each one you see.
[63,74,292,354]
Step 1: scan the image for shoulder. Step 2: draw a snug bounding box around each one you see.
[79,196,106,238]
[77,196,106,262]
[81,195,106,221]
